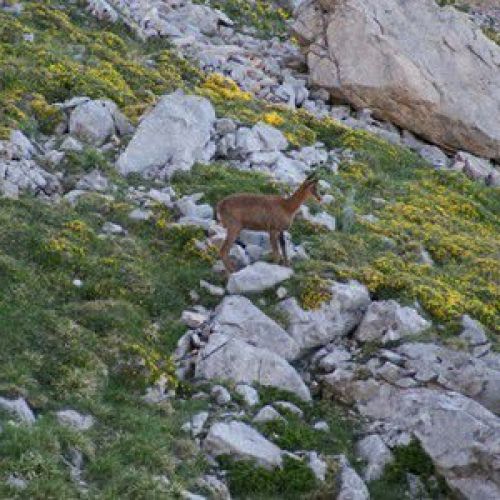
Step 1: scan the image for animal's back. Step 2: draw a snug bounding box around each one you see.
[217,193,288,230]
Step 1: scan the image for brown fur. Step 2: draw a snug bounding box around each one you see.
[217,178,320,272]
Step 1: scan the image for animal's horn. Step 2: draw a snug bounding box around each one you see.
[306,170,318,182]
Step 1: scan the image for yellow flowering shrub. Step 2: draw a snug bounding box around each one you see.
[299,275,332,310]
[263,112,285,127]
[198,73,252,102]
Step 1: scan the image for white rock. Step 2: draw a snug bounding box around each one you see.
[76,170,109,192]
[253,405,285,423]
[313,421,330,432]
[318,348,352,372]
[181,310,209,328]
[235,384,260,406]
[355,434,394,481]
[196,334,311,401]
[337,455,369,500]
[128,208,153,221]
[6,475,28,490]
[102,222,125,235]
[196,475,230,500]
[181,411,209,437]
[204,421,283,469]
[355,300,430,344]
[10,130,36,159]
[279,281,370,352]
[69,99,116,146]
[300,206,336,231]
[211,385,231,405]
[307,451,327,482]
[56,409,94,431]
[0,397,35,425]
[60,136,84,152]
[227,262,293,295]
[235,122,288,155]
[117,91,216,177]
[214,295,300,361]
[200,280,225,297]
[274,401,303,418]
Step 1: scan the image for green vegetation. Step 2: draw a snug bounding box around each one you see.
[369,440,453,499]
[1,0,499,496]
[0,0,201,136]
[218,454,317,499]
[0,159,218,495]
[194,0,292,40]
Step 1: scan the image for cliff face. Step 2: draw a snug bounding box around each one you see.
[293,0,500,160]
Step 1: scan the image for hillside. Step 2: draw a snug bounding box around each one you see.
[0,1,499,499]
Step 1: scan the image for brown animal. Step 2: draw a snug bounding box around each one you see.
[216,174,321,272]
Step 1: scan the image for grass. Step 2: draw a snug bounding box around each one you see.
[0,0,202,136]
[369,440,454,500]
[1,0,499,496]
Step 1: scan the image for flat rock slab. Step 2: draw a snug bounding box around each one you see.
[195,333,311,401]
[204,420,283,469]
[227,262,293,294]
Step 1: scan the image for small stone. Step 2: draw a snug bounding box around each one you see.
[253,405,284,423]
[128,208,153,221]
[313,421,330,432]
[102,221,125,235]
[274,401,304,418]
[181,411,209,437]
[235,384,260,406]
[0,397,35,425]
[6,475,28,490]
[308,451,327,481]
[56,409,94,431]
[211,385,231,405]
[181,310,209,328]
[200,279,225,297]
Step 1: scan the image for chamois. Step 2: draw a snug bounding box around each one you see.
[216,173,321,272]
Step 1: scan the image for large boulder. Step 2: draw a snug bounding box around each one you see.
[323,375,500,499]
[278,280,370,352]
[69,99,116,146]
[204,421,283,469]
[354,300,430,344]
[117,91,216,177]
[214,295,301,361]
[293,0,500,160]
[195,333,311,401]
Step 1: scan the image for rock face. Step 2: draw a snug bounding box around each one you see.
[354,300,430,344]
[117,91,216,177]
[195,333,311,401]
[279,280,370,352]
[214,295,301,361]
[294,0,500,160]
[324,378,500,499]
[204,421,283,469]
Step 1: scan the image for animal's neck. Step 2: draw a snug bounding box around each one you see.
[284,185,308,214]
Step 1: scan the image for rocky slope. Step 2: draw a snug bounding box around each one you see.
[0,1,499,499]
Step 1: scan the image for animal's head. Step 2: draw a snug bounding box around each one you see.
[303,172,321,202]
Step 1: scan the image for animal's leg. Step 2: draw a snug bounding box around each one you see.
[279,232,289,266]
[220,224,240,273]
[270,231,280,263]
